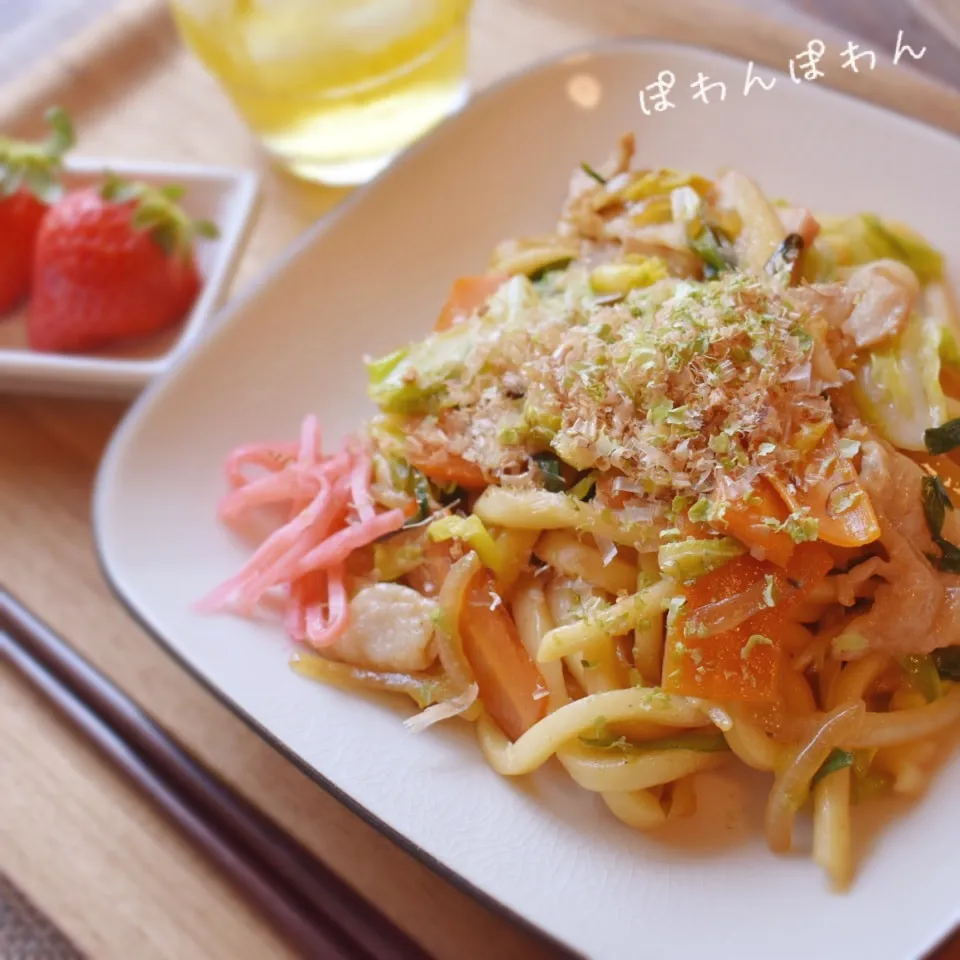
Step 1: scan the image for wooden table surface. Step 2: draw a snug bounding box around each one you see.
[2,1,960,958]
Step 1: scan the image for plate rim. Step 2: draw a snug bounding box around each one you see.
[92,36,960,959]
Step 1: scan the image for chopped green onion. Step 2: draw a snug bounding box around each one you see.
[923,475,953,539]
[569,471,598,501]
[578,731,729,753]
[688,225,734,278]
[407,469,431,525]
[812,748,854,787]
[765,233,804,283]
[925,418,960,455]
[532,452,567,493]
[930,539,960,573]
[529,256,575,283]
[899,654,941,702]
[580,161,607,185]
[921,474,960,571]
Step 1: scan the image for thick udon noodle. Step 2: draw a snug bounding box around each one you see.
[205,140,960,892]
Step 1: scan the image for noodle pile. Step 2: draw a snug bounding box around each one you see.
[203,136,960,889]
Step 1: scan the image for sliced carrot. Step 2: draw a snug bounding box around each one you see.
[434,274,509,333]
[769,425,881,548]
[460,568,549,740]
[662,543,833,703]
[712,476,796,567]
[403,548,549,735]
[406,448,488,490]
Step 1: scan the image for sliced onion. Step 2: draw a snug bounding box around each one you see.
[290,652,453,705]
[404,683,479,733]
[756,683,960,749]
[686,580,769,638]
[765,700,865,854]
[849,684,960,748]
[434,552,481,691]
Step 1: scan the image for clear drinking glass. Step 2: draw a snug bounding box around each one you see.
[170,0,473,185]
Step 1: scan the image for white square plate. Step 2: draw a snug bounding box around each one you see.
[95,42,960,960]
[0,158,259,398]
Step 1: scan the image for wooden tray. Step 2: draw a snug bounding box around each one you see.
[2,2,960,958]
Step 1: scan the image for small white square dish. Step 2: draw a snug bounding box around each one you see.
[95,42,960,960]
[0,158,258,398]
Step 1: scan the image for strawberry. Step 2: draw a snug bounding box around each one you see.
[0,107,75,313]
[28,176,219,354]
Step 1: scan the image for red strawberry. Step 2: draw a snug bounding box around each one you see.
[0,107,75,313]
[28,176,218,354]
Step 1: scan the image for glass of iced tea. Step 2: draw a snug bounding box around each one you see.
[170,0,473,185]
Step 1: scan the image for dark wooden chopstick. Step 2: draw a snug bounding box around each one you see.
[0,588,430,960]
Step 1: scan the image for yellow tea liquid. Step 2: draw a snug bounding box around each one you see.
[171,0,472,184]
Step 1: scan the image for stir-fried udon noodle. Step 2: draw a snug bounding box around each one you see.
[203,135,960,889]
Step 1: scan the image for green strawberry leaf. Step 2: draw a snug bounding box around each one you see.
[43,107,76,159]
[101,171,143,204]
[194,219,221,240]
[24,166,62,204]
[151,224,177,257]
[104,175,219,257]
[0,106,75,201]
